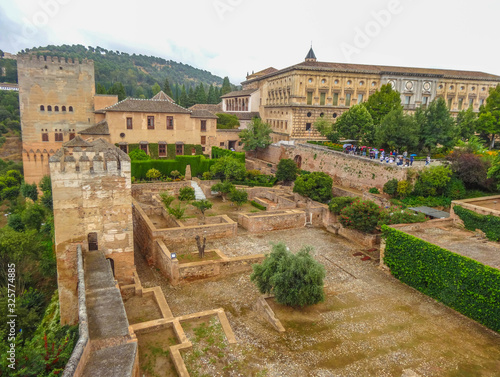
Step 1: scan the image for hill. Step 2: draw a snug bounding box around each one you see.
[20,44,235,100]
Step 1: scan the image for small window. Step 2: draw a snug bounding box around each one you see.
[119,144,128,154]
[147,116,155,129]
[345,93,351,106]
[307,112,312,117]
[176,144,183,155]
[347,80,352,86]
[201,120,207,131]
[48,105,52,112]
[62,106,66,111]
[334,79,339,85]
[42,133,49,142]
[359,81,364,86]
[140,144,148,153]
[191,148,196,155]
[55,132,63,142]
[422,96,429,105]
[449,85,454,90]
[480,98,485,106]
[126,117,133,129]
[69,106,73,112]
[55,106,59,112]
[40,105,45,111]
[308,78,313,83]
[158,144,166,156]
[405,96,411,105]
[320,113,324,118]
[371,81,376,87]
[220,142,225,147]
[167,116,174,130]
[201,136,206,145]
[69,133,75,140]
[321,79,326,84]
[332,113,338,119]
[306,123,312,131]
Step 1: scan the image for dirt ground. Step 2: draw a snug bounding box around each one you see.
[135,227,500,377]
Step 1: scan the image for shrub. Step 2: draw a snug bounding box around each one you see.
[179,187,195,201]
[445,177,466,200]
[382,226,500,332]
[168,203,186,219]
[339,199,381,233]
[246,169,262,180]
[159,191,175,208]
[276,158,298,183]
[129,149,150,161]
[401,195,452,208]
[368,187,380,194]
[170,170,180,179]
[378,206,427,226]
[210,156,246,182]
[453,205,500,241]
[383,179,398,197]
[191,199,213,217]
[20,182,38,202]
[448,151,492,190]
[228,189,248,209]
[293,172,333,203]
[328,196,357,215]
[202,172,212,180]
[211,181,235,201]
[396,180,413,198]
[250,201,266,211]
[7,213,24,231]
[145,168,161,180]
[251,243,325,307]
[413,165,452,196]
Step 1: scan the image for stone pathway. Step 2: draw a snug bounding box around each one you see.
[190,180,206,200]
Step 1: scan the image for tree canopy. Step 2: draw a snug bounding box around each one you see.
[293,172,333,203]
[239,118,272,151]
[335,104,374,144]
[375,107,419,151]
[363,83,402,125]
[477,84,500,148]
[416,97,455,152]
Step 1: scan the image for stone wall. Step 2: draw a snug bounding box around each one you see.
[132,181,191,199]
[238,210,306,232]
[450,196,500,220]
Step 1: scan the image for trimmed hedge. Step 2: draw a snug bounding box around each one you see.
[211,146,245,163]
[382,225,500,332]
[250,201,266,211]
[453,205,500,241]
[132,155,216,180]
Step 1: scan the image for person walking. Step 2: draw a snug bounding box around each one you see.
[426,155,431,166]
[410,155,414,166]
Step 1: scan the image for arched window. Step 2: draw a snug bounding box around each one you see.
[69,106,73,112]
[62,106,66,111]
[40,105,45,111]
[54,106,59,112]
[47,105,52,111]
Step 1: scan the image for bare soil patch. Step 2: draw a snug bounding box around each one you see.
[137,327,178,377]
[123,294,163,325]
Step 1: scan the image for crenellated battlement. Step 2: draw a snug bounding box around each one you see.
[17,54,93,67]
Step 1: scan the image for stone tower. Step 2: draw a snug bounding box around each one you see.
[18,55,96,184]
[49,138,134,325]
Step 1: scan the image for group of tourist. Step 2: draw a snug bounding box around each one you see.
[343,145,431,166]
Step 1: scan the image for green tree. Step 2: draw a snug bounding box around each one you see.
[221,76,232,96]
[211,181,235,202]
[179,187,195,201]
[228,189,248,209]
[179,85,188,108]
[168,203,186,219]
[477,84,500,148]
[276,158,298,183]
[363,83,402,126]
[487,153,500,190]
[375,107,419,151]
[128,149,150,161]
[151,82,161,96]
[145,168,161,180]
[293,172,333,203]
[416,98,455,152]
[207,85,218,104]
[210,156,246,181]
[239,118,272,151]
[159,192,175,208]
[251,243,325,307]
[163,77,174,98]
[455,107,477,142]
[195,83,207,104]
[413,165,452,196]
[339,199,381,233]
[20,182,38,202]
[107,82,126,101]
[335,104,374,144]
[191,199,213,222]
[313,117,340,142]
[21,203,46,231]
[187,86,196,107]
[216,113,240,129]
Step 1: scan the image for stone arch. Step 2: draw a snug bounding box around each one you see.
[294,155,302,169]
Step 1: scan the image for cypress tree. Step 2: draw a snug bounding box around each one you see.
[163,77,174,98]
[221,76,232,95]
[187,86,196,107]
[207,85,216,104]
[195,83,207,104]
[179,84,188,107]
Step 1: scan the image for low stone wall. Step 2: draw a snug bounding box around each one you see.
[132,181,191,199]
[247,187,297,210]
[193,178,222,199]
[238,210,306,232]
[450,196,500,220]
[255,297,285,333]
[334,224,381,248]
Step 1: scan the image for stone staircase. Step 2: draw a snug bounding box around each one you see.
[190,180,206,200]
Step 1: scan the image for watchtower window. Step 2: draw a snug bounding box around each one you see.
[167,116,174,130]
[55,132,63,142]
[69,106,73,112]
[62,106,66,111]
[40,105,45,111]
[126,117,133,130]
[88,233,98,251]
[55,106,59,112]
[47,105,52,111]
[42,133,49,142]
[200,120,207,131]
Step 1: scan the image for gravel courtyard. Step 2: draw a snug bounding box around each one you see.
[135,227,500,377]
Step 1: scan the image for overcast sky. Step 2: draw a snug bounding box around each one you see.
[1,0,499,84]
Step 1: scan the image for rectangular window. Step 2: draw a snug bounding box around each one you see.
[333,93,339,106]
[306,123,312,131]
[480,98,485,106]
[358,94,364,103]
[422,96,429,106]
[448,98,453,109]
[167,116,174,130]
[176,144,183,155]
[220,142,225,147]
[320,92,326,106]
[158,144,166,157]
[469,98,474,108]
[345,93,351,106]
[126,117,133,129]
[307,91,313,105]
[42,133,49,142]
[69,133,75,140]
[201,120,207,131]
[458,98,464,110]
[405,96,411,105]
[55,132,63,142]
[147,116,155,129]
[201,136,206,145]
[140,144,148,153]
[119,144,128,153]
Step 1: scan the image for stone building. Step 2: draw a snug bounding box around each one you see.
[49,138,135,324]
[232,47,500,142]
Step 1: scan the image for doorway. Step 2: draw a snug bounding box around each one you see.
[88,232,98,251]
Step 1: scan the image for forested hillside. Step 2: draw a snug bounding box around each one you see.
[19,44,237,103]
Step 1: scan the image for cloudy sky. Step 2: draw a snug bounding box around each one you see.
[1,0,499,84]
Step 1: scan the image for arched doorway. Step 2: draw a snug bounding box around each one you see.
[88,232,98,251]
[294,155,302,169]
